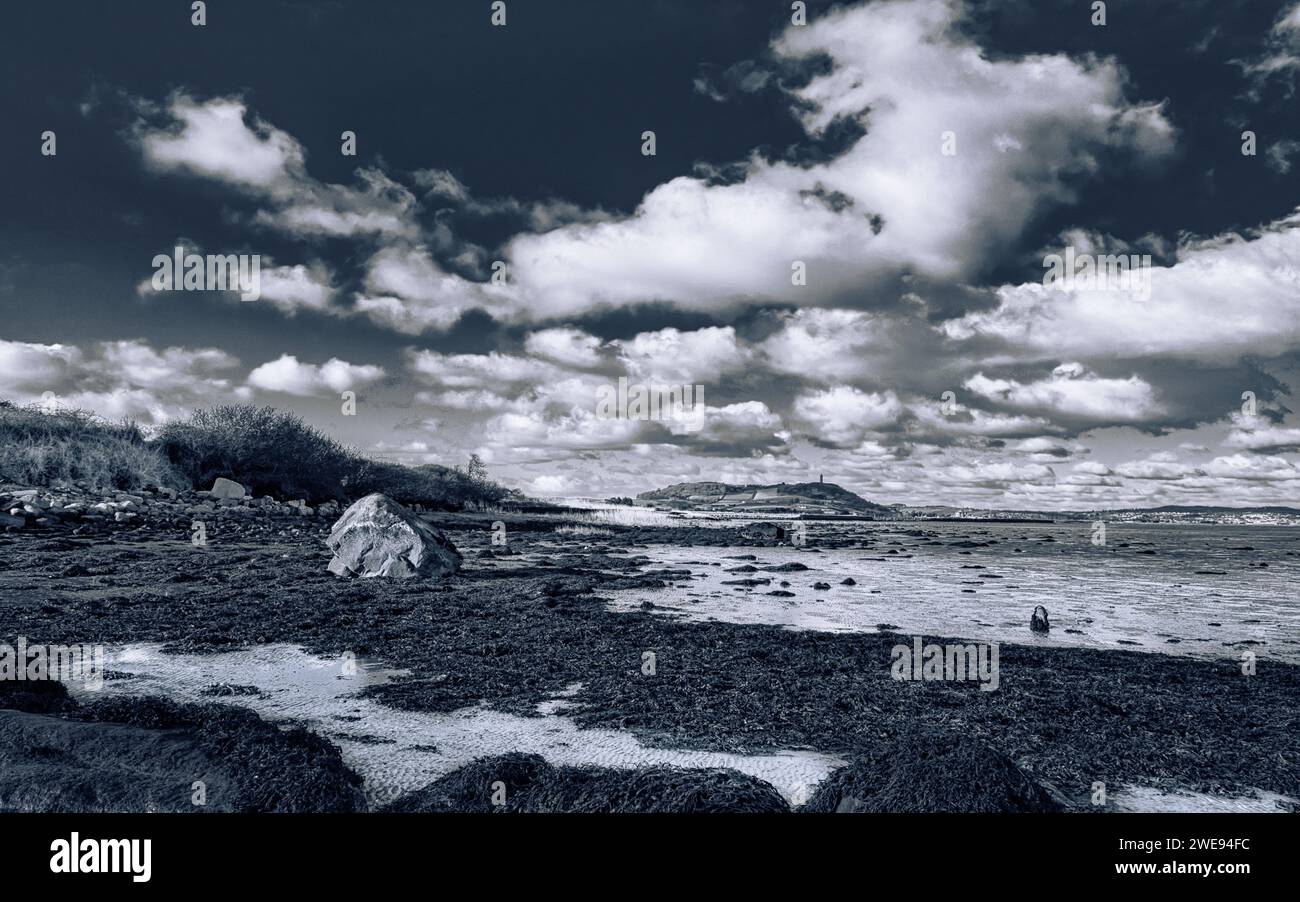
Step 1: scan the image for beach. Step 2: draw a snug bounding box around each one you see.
[2,508,1297,813]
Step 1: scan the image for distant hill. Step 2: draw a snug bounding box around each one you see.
[636,480,891,515]
[1124,505,1300,515]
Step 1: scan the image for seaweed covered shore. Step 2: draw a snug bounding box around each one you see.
[1,512,1298,812]
[0,680,365,812]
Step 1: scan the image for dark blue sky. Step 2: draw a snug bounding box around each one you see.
[4,0,1300,506]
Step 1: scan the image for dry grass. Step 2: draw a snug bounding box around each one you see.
[0,401,184,491]
[552,524,614,537]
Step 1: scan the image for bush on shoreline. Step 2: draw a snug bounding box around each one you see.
[348,458,510,509]
[0,401,185,492]
[0,400,509,510]
[157,405,354,502]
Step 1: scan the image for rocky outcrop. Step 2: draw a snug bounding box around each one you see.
[739,522,787,543]
[326,493,461,579]
[0,483,343,533]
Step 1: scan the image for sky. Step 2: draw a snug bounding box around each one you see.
[3,0,1300,509]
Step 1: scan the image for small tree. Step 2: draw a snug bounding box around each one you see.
[467,453,488,483]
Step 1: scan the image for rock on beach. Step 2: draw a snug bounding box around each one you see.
[325,493,461,579]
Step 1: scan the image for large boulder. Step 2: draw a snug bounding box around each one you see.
[209,477,246,499]
[326,493,461,579]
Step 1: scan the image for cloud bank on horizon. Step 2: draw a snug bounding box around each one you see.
[6,0,1300,509]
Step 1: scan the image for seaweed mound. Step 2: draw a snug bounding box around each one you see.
[384,752,552,813]
[385,753,790,813]
[804,731,1062,813]
[0,678,76,714]
[0,692,366,812]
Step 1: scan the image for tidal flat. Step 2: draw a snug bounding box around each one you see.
[1,512,1297,813]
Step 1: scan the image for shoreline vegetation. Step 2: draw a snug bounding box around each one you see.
[0,400,515,511]
[1,400,1298,812]
[6,399,1298,524]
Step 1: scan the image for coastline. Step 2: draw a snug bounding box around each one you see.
[1,509,1297,812]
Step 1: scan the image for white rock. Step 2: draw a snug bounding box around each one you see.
[209,478,246,499]
[326,493,461,579]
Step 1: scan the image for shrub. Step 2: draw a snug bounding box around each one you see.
[0,401,183,491]
[347,459,509,509]
[2,400,514,509]
[157,405,353,502]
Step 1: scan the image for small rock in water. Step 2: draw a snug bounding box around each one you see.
[202,683,262,697]
[740,522,786,543]
[1030,605,1050,633]
[840,577,857,585]
[326,493,461,579]
[813,582,831,590]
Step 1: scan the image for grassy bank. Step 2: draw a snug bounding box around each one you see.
[0,400,511,510]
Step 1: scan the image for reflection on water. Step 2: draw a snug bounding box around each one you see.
[601,522,1298,663]
[82,644,844,808]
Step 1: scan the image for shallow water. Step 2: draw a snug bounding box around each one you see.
[601,521,1300,663]
[1111,784,1298,813]
[67,642,1297,813]
[78,644,844,808]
